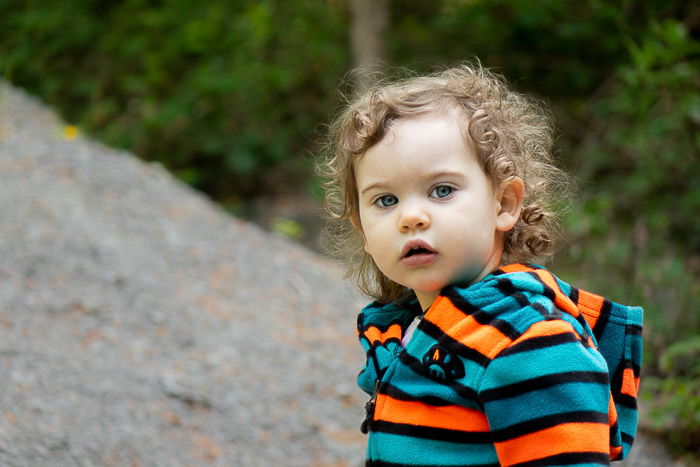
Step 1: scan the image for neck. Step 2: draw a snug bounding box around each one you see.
[415,291,439,312]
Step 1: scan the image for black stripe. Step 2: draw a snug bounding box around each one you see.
[373,337,403,347]
[610,362,638,409]
[630,360,642,377]
[479,371,609,403]
[359,320,406,334]
[610,440,624,461]
[510,452,610,466]
[613,359,641,379]
[382,383,454,407]
[420,319,491,367]
[575,315,594,345]
[627,324,643,335]
[526,271,558,303]
[441,287,521,339]
[531,301,552,318]
[621,431,635,445]
[367,460,500,467]
[613,392,637,409]
[609,419,619,444]
[497,332,581,357]
[368,347,383,379]
[491,411,609,442]
[371,420,493,444]
[568,287,579,306]
[494,278,531,308]
[591,299,612,342]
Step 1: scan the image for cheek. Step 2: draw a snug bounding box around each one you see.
[362,230,382,255]
[362,224,394,263]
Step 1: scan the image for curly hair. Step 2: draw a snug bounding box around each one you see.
[318,63,570,303]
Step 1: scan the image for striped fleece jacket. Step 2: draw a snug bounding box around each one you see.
[357,263,643,466]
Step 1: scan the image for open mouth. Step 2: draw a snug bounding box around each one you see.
[401,241,437,266]
[404,246,433,258]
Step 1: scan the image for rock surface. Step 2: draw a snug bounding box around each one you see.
[0,83,366,466]
[0,82,680,466]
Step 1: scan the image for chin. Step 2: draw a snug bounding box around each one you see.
[414,282,447,294]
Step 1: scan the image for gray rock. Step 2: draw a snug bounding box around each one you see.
[0,82,366,466]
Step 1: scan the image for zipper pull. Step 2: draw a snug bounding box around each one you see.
[360,380,380,434]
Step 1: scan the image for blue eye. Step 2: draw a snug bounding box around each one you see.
[432,185,454,198]
[375,194,398,207]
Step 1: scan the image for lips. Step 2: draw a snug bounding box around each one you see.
[401,239,437,267]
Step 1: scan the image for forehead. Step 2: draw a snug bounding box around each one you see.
[353,112,486,189]
[355,109,472,164]
[384,105,468,140]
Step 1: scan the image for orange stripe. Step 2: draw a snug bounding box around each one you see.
[428,297,512,358]
[500,264,533,274]
[577,289,605,329]
[500,264,581,318]
[532,270,580,317]
[621,367,639,397]
[363,324,402,344]
[495,422,609,466]
[577,289,605,313]
[509,319,577,347]
[608,393,618,426]
[610,444,623,460]
[375,394,490,432]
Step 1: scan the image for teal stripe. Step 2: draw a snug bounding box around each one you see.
[617,404,639,434]
[386,362,481,407]
[368,432,498,466]
[478,299,553,332]
[483,382,610,429]
[387,376,473,404]
[479,345,607,391]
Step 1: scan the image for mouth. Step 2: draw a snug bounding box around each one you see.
[401,240,437,266]
[404,246,433,257]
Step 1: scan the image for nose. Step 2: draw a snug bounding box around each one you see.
[398,201,430,232]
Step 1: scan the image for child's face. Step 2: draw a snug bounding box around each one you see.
[354,112,522,309]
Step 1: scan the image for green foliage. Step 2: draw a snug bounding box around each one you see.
[565,16,699,339]
[659,336,700,377]
[389,0,625,97]
[555,14,700,457]
[0,0,349,200]
[643,336,700,455]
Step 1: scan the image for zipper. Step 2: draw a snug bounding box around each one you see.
[360,379,380,434]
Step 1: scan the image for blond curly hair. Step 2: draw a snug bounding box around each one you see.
[319,63,570,303]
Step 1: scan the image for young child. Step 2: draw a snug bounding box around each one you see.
[320,63,643,466]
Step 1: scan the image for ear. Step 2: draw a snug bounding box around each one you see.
[495,177,524,232]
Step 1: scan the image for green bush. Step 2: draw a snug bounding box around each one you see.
[643,337,700,455]
[0,0,349,204]
[557,18,700,457]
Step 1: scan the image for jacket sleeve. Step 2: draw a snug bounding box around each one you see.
[478,319,613,466]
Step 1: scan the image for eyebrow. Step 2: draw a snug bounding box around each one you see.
[358,169,466,196]
[359,182,386,196]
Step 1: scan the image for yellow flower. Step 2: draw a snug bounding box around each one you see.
[63,125,79,141]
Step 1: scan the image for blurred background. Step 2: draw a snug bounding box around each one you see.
[1,0,698,460]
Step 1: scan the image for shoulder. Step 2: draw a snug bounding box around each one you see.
[434,266,597,358]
